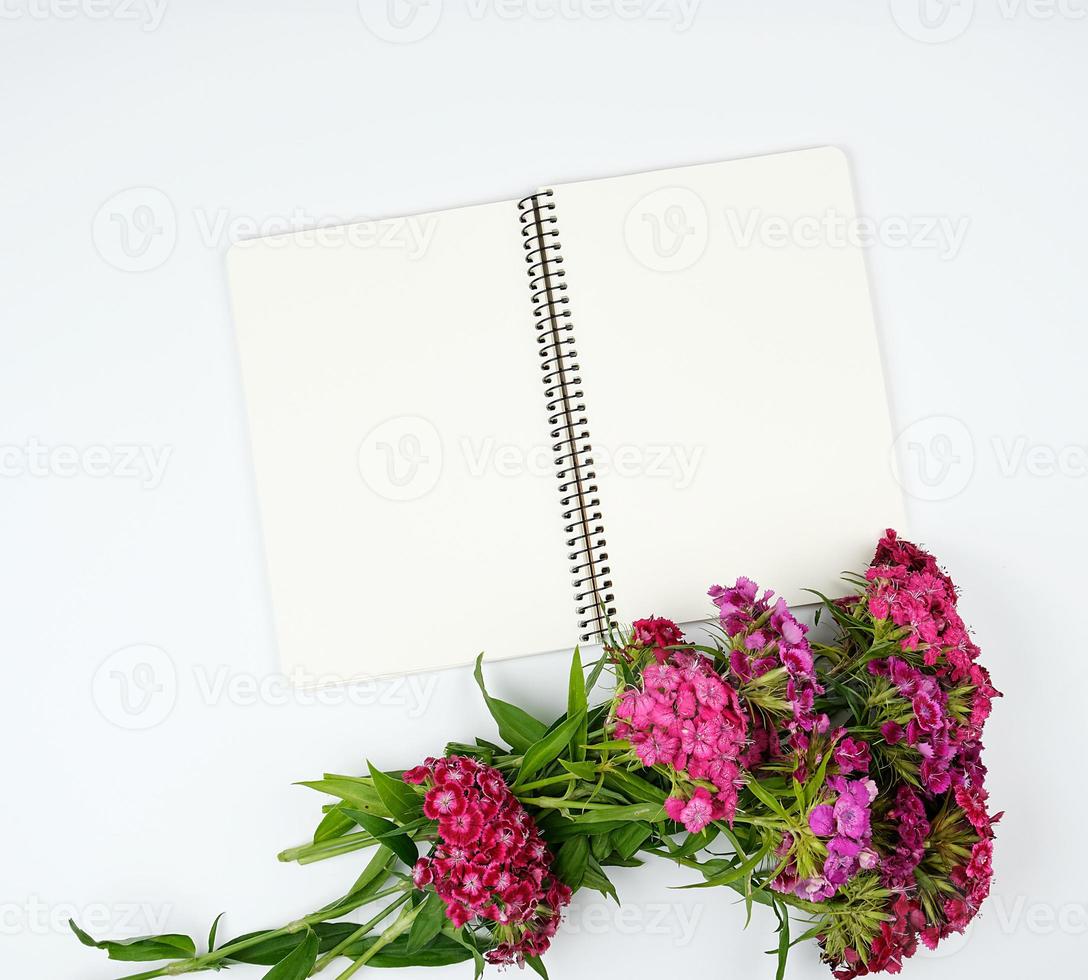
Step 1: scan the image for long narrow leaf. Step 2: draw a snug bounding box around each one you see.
[515,711,586,786]
[474,654,547,752]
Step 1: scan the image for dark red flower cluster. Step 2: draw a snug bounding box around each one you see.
[403,756,571,966]
[880,785,930,890]
[631,616,686,663]
[833,894,927,978]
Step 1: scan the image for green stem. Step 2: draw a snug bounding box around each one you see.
[511,772,581,793]
[113,883,414,980]
[333,903,421,980]
[280,833,377,865]
[310,893,412,975]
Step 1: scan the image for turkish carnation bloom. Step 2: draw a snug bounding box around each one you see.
[708,578,828,743]
[778,778,876,903]
[834,736,871,775]
[616,649,747,826]
[631,616,685,664]
[405,756,570,966]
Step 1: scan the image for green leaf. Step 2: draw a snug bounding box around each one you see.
[602,771,668,805]
[207,912,225,953]
[262,928,318,980]
[558,759,597,781]
[554,836,590,890]
[342,845,396,902]
[680,843,770,888]
[514,710,586,786]
[298,777,387,815]
[69,921,196,962]
[673,826,718,859]
[571,803,664,825]
[583,857,619,903]
[347,932,473,967]
[341,808,418,869]
[525,953,550,978]
[443,926,486,979]
[567,647,588,763]
[406,892,447,954]
[314,803,357,843]
[590,831,614,861]
[473,653,547,752]
[223,924,358,965]
[744,776,790,819]
[367,762,423,823]
[612,821,652,860]
[772,898,791,980]
[584,653,610,697]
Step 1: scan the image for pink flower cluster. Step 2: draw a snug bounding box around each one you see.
[614,645,747,832]
[709,577,828,743]
[775,777,878,903]
[865,531,1001,798]
[939,784,1000,941]
[867,530,1000,740]
[403,756,571,966]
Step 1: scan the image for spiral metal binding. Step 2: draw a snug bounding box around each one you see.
[518,191,616,642]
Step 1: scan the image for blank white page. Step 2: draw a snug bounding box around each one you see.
[228,201,574,680]
[547,147,905,623]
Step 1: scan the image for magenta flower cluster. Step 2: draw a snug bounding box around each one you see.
[775,776,879,903]
[709,576,829,743]
[615,648,747,832]
[404,756,571,966]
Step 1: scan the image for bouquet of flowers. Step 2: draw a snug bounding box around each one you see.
[73,531,1000,979]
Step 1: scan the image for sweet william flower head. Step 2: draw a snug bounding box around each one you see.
[404,756,569,965]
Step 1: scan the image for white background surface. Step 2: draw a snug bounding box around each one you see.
[2,2,1085,977]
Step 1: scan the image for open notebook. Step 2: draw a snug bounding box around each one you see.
[228,147,905,680]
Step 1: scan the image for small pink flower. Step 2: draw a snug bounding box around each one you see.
[808,804,835,837]
[880,720,905,745]
[679,788,715,833]
[424,784,466,820]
